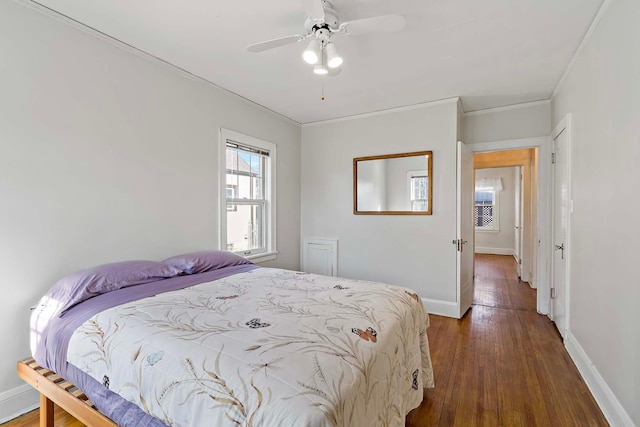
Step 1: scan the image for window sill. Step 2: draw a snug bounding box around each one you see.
[245,251,278,263]
[475,228,500,233]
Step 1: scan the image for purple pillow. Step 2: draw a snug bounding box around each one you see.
[44,260,183,314]
[162,250,252,274]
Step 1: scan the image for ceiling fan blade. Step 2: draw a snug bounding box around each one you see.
[302,0,325,20]
[340,14,406,35]
[247,35,304,53]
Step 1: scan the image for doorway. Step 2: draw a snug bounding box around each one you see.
[469,137,551,316]
[474,165,523,275]
[474,148,538,288]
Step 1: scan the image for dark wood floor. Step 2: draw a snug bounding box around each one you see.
[406,254,608,427]
[6,254,607,426]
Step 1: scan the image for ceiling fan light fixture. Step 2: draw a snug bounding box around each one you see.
[303,39,321,64]
[313,64,329,75]
[325,42,343,68]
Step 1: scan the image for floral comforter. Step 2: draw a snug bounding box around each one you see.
[67,268,434,426]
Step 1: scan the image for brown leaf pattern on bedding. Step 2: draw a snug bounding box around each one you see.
[75,320,120,374]
[67,267,434,427]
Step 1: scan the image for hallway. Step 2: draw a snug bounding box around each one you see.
[406,254,608,426]
[473,254,537,313]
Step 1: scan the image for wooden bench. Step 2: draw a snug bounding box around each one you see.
[17,358,117,427]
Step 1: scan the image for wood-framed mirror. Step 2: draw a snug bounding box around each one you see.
[353,150,433,215]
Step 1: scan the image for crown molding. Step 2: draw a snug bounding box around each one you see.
[302,97,460,127]
[463,99,550,118]
[551,0,612,100]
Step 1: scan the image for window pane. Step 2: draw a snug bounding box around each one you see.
[226,149,239,189]
[226,147,265,201]
[475,190,494,206]
[226,203,264,252]
[411,177,428,200]
[474,206,494,228]
[411,200,428,211]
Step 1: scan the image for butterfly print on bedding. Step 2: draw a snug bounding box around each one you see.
[333,284,349,290]
[246,318,271,329]
[216,294,239,300]
[146,351,164,366]
[351,326,377,343]
[412,369,419,390]
[405,290,420,302]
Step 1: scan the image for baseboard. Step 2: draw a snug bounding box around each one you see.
[565,331,635,427]
[459,280,473,318]
[421,298,459,318]
[0,383,39,423]
[474,247,515,256]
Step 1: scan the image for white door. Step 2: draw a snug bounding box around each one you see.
[551,128,569,338]
[514,166,524,278]
[457,141,475,318]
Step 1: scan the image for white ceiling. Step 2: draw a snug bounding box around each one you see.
[34,0,603,124]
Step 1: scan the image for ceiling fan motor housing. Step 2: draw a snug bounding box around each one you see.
[305,0,339,32]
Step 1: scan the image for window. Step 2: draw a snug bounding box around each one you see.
[408,170,429,212]
[219,129,276,262]
[475,190,499,230]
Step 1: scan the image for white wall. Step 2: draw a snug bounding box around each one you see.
[0,0,300,411]
[474,167,517,255]
[463,102,551,144]
[301,101,459,304]
[551,0,639,424]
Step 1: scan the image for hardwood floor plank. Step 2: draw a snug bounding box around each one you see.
[3,404,85,427]
[407,254,608,427]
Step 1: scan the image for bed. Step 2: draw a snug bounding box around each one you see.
[23,250,434,426]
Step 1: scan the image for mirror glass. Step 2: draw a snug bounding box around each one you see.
[353,151,432,215]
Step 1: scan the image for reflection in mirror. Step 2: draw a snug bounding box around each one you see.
[353,151,432,215]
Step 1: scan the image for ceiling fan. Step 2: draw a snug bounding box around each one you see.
[247,0,406,76]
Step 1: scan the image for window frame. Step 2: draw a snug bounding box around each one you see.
[474,189,500,232]
[226,185,237,212]
[219,128,277,263]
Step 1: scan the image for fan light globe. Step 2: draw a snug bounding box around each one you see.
[313,64,328,75]
[303,39,320,65]
[326,42,343,68]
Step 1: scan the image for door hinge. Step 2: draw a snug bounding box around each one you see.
[551,152,556,164]
[518,259,522,265]
[550,288,556,299]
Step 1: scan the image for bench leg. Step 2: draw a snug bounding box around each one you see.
[39,393,53,427]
